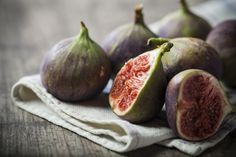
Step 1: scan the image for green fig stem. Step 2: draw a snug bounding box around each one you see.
[134,4,144,24]
[69,21,89,51]
[159,42,173,56]
[147,38,170,50]
[180,0,192,14]
[78,21,89,39]
[155,42,173,63]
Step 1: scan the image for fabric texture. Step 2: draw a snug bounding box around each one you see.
[11,75,236,156]
[11,0,236,156]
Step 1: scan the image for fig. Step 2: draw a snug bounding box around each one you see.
[166,69,232,141]
[206,20,236,87]
[109,42,173,123]
[147,37,222,81]
[40,22,111,102]
[154,0,212,39]
[101,4,157,74]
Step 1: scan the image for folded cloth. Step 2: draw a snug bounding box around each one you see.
[11,75,236,156]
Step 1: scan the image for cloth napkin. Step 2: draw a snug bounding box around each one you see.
[11,0,236,156]
[11,75,236,156]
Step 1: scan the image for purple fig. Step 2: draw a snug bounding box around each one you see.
[154,0,212,39]
[206,20,236,87]
[166,69,232,141]
[102,4,157,74]
[147,37,222,81]
[40,22,111,102]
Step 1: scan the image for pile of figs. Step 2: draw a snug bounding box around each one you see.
[39,0,236,143]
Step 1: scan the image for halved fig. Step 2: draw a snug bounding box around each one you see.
[166,69,232,141]
[109,42,173,123]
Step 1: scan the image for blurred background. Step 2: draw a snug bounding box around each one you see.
[0,0,235,77]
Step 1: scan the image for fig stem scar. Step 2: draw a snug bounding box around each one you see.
[134,4,144,24]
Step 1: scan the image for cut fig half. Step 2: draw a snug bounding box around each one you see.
[109,42,173,123]
[166,69,232,141]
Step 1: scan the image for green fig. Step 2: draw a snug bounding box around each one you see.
[40,22,111,102]
[109,42,173,123]
[154,0,212,39]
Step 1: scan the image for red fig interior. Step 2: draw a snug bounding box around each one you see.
[110,53,153,112]
[177,74,225,140]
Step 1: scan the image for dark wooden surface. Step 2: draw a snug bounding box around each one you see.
[1,0,236,156]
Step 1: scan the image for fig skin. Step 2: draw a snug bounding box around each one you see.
[109,42,173,123]
[166,69,232,141]
[102,4,157,74]
[206,20,236,87]
[154,0,211,40]
[147,37,222,81]
[40,22,111,102]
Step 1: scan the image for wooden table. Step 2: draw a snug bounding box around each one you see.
[1,0,236,156]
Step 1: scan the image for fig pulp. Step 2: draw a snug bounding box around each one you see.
[102,4,157,75]
[109,42,173,123]
[154,0,211,39]
[206,20,236,87]
[40,22,111,102]
[166,69,232,141]
[147,37,222,81]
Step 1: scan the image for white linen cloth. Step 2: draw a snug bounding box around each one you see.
[11,75,236,156]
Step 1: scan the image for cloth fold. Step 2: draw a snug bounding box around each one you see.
[11,75,236,156]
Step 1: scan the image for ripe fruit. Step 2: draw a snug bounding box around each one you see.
[109,42,173,123]
[147,37,222,81]
[154,0,211,39]
[40,22,111,101]
[102,4,157,74]
[166,69,232,141]
[206,20,236,87]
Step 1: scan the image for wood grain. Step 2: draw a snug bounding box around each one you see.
[0,0,236,156]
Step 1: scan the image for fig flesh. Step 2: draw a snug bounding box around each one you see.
[40,22,111,102]
[206,20,236,87]
[102,4,157,74]
[166,69,232,141]
[147,37,222,81]
[109,42,173,123]
[154,0,212,39]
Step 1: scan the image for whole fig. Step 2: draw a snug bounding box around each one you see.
[147,37,222,81]
[166,69,232,141]
[102,4,157,74]
[109,42,172,123]
[206,20,236,87]
[154,0,212,39]
[40,22,111,102]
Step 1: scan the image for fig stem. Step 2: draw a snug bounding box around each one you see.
[134,4,144,24]
[69,21,89,51]
[78,21,89,38]
[147,38,170,50]
[159,42,173,56]
[180,0,191,14]
[155,42,173,63]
